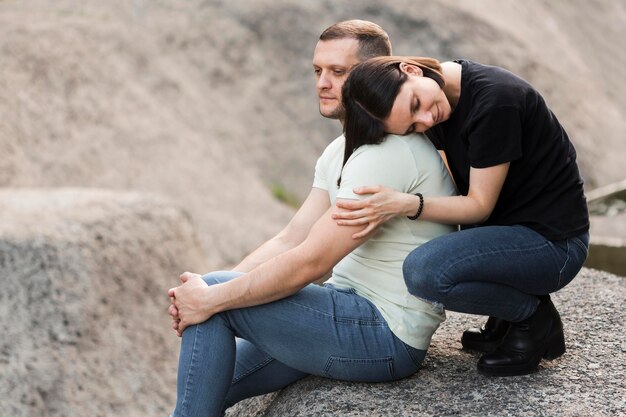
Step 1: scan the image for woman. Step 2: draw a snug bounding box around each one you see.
[167,130,457,414]
[337,56,589,377]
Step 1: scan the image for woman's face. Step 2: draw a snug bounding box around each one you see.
[384,67,451,135]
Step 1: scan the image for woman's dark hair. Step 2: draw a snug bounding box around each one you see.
[339,56,444,186]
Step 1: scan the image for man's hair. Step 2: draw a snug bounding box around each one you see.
[319,20,392,60]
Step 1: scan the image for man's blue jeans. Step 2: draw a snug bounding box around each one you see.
[171,271,426,417]
[403,225,589,322]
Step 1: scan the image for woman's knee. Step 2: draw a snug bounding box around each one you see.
[404,229,489,300]
[402,246,448,301]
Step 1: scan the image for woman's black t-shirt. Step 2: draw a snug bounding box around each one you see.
[426,60,589,240]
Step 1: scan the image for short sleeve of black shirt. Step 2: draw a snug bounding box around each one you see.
[468,105,522,168]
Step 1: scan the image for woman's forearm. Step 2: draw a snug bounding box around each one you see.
[406,194,491,225]
[336,164,507,231]
[334,188,490,229]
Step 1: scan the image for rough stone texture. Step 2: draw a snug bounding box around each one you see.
[228,268,625,417]
[0,1,624,415]
[0,188,208,417]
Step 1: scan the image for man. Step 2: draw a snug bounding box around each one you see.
[168,21,456,416]
[230,20,393,274]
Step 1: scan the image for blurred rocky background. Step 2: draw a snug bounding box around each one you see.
[0,0,624,416]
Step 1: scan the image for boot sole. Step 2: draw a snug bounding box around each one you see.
[477,328,566,377]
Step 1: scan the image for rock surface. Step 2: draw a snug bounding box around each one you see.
[227,268,625,417]
[0,188,208,417]
[0,1,625,416]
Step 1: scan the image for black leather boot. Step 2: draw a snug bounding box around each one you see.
[477,295,566,376]
[461,316,510,352]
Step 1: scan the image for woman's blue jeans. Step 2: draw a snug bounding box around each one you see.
[171,271,426,417]
[403,225,589,322]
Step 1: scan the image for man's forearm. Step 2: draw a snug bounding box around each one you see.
[220,244,326,312]
[232,234,299,272]
[221,205,364,313]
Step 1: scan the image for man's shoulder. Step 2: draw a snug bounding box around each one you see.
[347,134,423,170]
[314,135,345,168]
[327,134,345,149]
[360,133,434,157]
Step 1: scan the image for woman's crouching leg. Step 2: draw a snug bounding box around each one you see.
[402,226,569,322]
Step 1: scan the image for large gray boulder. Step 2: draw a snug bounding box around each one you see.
[228,268,625,417]
[2,189,623,416]
[0,188,207,417]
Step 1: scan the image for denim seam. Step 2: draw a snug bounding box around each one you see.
[570,235,589,256]
[179,324,202,417]
[438,289,536,322]
[441,242,553,279]
[436,242,553,298]
[285,299,387,326]
[401,342,424,368]
[231,356,275,384]
[556,240,571,290]
[435,244,549,321]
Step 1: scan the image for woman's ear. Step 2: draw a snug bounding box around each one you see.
[399,62,423,76]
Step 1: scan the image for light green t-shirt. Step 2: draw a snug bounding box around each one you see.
[313,134,458,350]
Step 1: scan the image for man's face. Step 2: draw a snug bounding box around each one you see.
[312,38,361,120]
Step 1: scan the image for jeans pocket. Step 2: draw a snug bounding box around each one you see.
[323,356,394,382]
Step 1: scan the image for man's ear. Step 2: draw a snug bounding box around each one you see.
[399,62,423,76]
